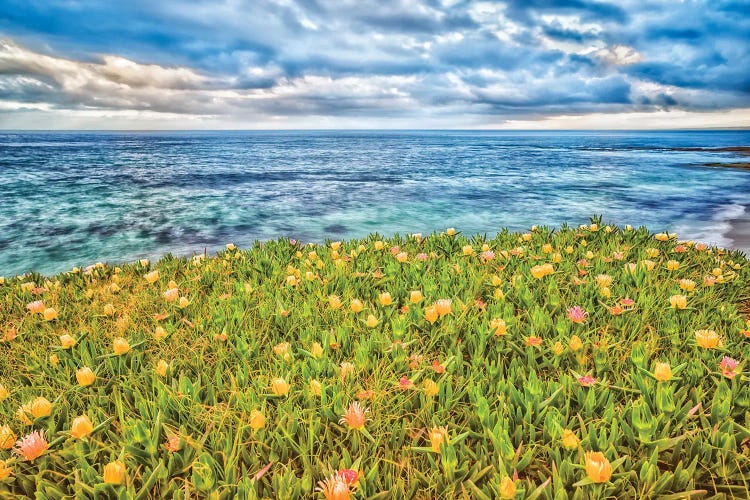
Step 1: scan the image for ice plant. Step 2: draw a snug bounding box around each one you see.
[429,426,449,453]
[103,460,126,485]
[585,452,612,483]
[695,329,720,349]
[654,362,672,382]
[113,337,130,355]
[315,473,351,500]
[14,430,48,462]
[339,402,368,430]
[567,306,587,323]
[561,429,579,450]
[719,356,739,379]
[76,367,95,386]
[270,378,290,396]
[70,415,94,439]
[578,374,596,387]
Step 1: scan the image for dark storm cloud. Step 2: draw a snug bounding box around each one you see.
[0,0,748,127]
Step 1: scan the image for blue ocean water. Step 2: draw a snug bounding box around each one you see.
[1,130,749,276]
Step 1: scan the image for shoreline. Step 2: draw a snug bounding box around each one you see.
[727,216,750,255]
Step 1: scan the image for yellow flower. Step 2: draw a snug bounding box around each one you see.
[499,476,517,499]
[249,409,265,432]
[339,362,355,379]
[640,259,656,271]
[522,232,532,241]
[435,299,452,317]
[655,233,669,241]
[410,290,424,303]
[600,286,611,298]
[311,342,324,358]
[695,329,720,349]
[395,251,408,263]
[103,303,115,316]
[569,335,583,351]
[589,223,599,232]
[423,379,439,397]
[490,318,507,336]
[310,379,323,396]
[0,426,16,449]
[350,299,364,313]
[43,307,58,321]
[59,334,76,349]
[330,241,342,251]
[328,294,343,309]
[424,305,438,324]
[30,397,53,418]
[0,384,8,402]
[585,452,612,483]
[446,227,456,236]
[365,314,378,328]
[462,245,474,256]
[429,426,449,453]
[70,415,94,439]
[144,270,159,284]
[678,279,696,292]
[374,240,384,250]
[273,342,290,357]
[542,243,553,254]
[226,243,236,251]
[113,337,130,355]
[669,295,687,310]
[154,326,167,340]
[271,377,290,396]
[178,296,189,309]
[654,362,672,381]
[553,341,565,356]
[76,367,96,386]
[561,429,579,450]
[378,292,393,306]
[156,360,169,377]
[0,460,12,480]
[103,460,126,485]
[667,260,680,271]
[596,274,612,287]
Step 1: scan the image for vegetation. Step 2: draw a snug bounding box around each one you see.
[0,219,748,499]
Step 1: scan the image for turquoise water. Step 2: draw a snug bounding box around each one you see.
[1,130,749,276]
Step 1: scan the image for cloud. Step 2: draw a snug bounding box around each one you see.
[0,0,748,128]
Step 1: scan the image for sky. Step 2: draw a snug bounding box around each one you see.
[0,0,749,129]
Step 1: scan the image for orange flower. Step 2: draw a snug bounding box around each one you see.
[164,435,181,452]
[654,362,672,381]
[30,397,52,418]
[365,314,378,327]
[156,360,169,377]
[350,299,364,313]
[499,476,516,499]
[435,299,452,317]
[339,402,368,430]
[328,295,343,309]
[144,270,159,284]
[0,459,12,480]
[76,367,96,386]
[378,292,393,306]
[490,318,507,336]
[395,252,408,263]
[424,305,438,324]
[103,460,126,485]
[103,303,115,316]
[13,430,48,461]
[669,295,687,310]
[249,410,266,432]
[315,473,352,500]
[70,415,94,439]
[59,334,76,349]
[270,377,290,396]
[163,288,179,302]
[585,452,612,483]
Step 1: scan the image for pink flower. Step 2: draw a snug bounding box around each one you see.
[416,253,428,261]
[720,356,739,379]
[14,430,49,461]
[26,300,45,314]
[620,298,635,307]
[613,252,624,260]
[475,299,487,309]
[338,469,359,486]
[398,377,414,390]
[480,250,495,262]
[525,336,542,347]
[578,375,596,387]
[289,239,297,245]
[674,245,686,253]
[390,246,400,255]
[567,306,588,323]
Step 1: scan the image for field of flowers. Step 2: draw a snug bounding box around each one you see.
[0,219,748,499]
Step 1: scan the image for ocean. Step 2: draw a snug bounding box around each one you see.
[1,130,749,276]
